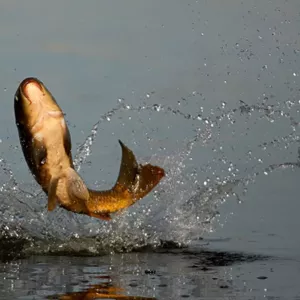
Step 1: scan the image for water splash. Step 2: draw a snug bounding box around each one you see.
[0,94,299,257]
[73,102,127,172]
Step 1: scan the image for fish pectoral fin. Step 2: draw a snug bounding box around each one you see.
[62,125,72,161]
[64,168,89,201]
[47,177,59,211]
[32,136,47,168]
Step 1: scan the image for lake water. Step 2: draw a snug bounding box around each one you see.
[1,0,300,299]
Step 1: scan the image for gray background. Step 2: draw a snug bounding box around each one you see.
[0,1,300,299]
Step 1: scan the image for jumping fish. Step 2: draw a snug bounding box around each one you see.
[14,78,165,220]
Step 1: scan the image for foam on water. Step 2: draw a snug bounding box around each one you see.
[0,95,299,257]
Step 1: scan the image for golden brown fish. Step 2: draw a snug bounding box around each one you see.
[14,78,165,220]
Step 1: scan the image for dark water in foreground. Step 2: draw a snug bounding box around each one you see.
[1,0,300,299]
[1,246,299,300]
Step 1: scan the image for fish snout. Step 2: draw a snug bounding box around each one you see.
[20,78,44,102]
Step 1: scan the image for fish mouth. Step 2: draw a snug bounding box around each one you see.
[19,78,44,103]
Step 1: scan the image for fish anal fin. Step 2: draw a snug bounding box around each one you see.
[88,212,112,221]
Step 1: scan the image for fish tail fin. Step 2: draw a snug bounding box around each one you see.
[80,141,164,220]
[113,140,165,202]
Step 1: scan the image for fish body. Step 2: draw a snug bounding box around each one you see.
[14,78,164,220]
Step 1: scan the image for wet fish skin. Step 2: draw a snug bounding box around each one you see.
[14,77,74,194]
[14,77,165,220]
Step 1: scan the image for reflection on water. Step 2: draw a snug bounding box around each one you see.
[48,277,156,300]
[0,251,268,300]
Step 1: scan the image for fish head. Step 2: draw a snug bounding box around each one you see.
[14,77,62,128]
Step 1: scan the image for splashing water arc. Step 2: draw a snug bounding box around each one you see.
[0,95,298,256]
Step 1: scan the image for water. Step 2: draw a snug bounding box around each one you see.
[1,0,300,299]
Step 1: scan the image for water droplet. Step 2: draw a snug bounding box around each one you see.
[153,104,161,112]
[3,88,7,92]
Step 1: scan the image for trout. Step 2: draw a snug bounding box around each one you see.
[14,78,165,220]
